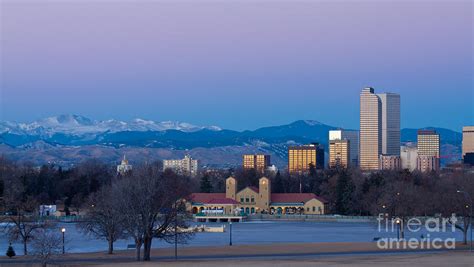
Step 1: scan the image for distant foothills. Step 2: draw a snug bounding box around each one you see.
[0,114,463,168]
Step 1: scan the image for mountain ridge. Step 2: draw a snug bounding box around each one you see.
[0,115,463,148]
[0,114,223,136]
[0,115,463,167]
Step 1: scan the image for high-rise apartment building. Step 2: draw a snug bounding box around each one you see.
[417,130,440,171]
[416,155,439,173]
[329,130,359,166]
[377,93,400,156]
[359,87,382,170]
[417,130,440,157]
[163,155,198,177]
[288,144,324,173]
[462,126,474,159]
[329,140,350,168]
[379,155,401,170]
[243,154,271,173]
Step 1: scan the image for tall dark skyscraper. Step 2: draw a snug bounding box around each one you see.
[377,93,401,156]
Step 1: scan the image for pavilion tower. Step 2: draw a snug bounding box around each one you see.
[225,176,237,200]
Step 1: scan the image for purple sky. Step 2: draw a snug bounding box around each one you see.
[0,0,472,131]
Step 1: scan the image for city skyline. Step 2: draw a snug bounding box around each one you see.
[1,1,472,131]
[0,1,473,265]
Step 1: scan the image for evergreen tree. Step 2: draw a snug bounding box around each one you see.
[335,170,355,214]
[200,174,213,193]
[309,163,317,177]
[64,206,71,216]
[273,171,284,193]
[308,163,323,195]
[6,243,15,258]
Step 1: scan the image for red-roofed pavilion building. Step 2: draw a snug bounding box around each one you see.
[187,177,327,215]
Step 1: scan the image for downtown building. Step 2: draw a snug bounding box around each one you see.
[400,145,418,171]
[329,130,359,166]
[379,155,401,170]
[416,156,439,173]
[359,87,400,171]
[163,154,199,177]
[378,93,401,156]
[462,126,474,165]
[243,154,271,173]
[329,139,350,169]
[116,155,132,175]
[288,143,324,174]
[416,130,440,172]
[187,177,328,215]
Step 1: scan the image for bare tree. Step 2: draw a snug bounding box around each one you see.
[31,228,63,267]
[70,193,84,215]
[1,196,54,255]
[435,173,474,244]
[114,165,193,261]
[377,180,424,238]
[78,186,125,254]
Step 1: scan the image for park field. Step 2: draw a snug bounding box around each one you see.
[1,242,472,266]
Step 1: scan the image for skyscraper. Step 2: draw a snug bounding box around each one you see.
[417,130,440,172]
[359,87,382,170]
[462,126,474,159]
[417,130,440,157]
[377,93,401,156]
[329,130,359,166]
[243,154,271,173]
[329,139,350,168]
[288,144,324,173]
[359,87,401,171]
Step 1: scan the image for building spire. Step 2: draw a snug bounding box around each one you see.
[117,155,132,175]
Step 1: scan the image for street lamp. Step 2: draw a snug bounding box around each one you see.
[381,205,389,222]
[174,211,178,261]
[61,228,66,254]
[395,219,401,240]
[229,221,233,246]
[457,190,473,252]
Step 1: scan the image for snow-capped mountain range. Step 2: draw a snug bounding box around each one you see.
[0,114,222,136]
[0,115,462,167]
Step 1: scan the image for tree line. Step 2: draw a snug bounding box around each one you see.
[0,156,193,262]
[0,155,473,258]
[199,165,474,243]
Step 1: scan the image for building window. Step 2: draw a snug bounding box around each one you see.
[312,207,316,212]
[246,198,249,203]
[240,198,244,203]
[306,207,309,212]
[251,197,255,203]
